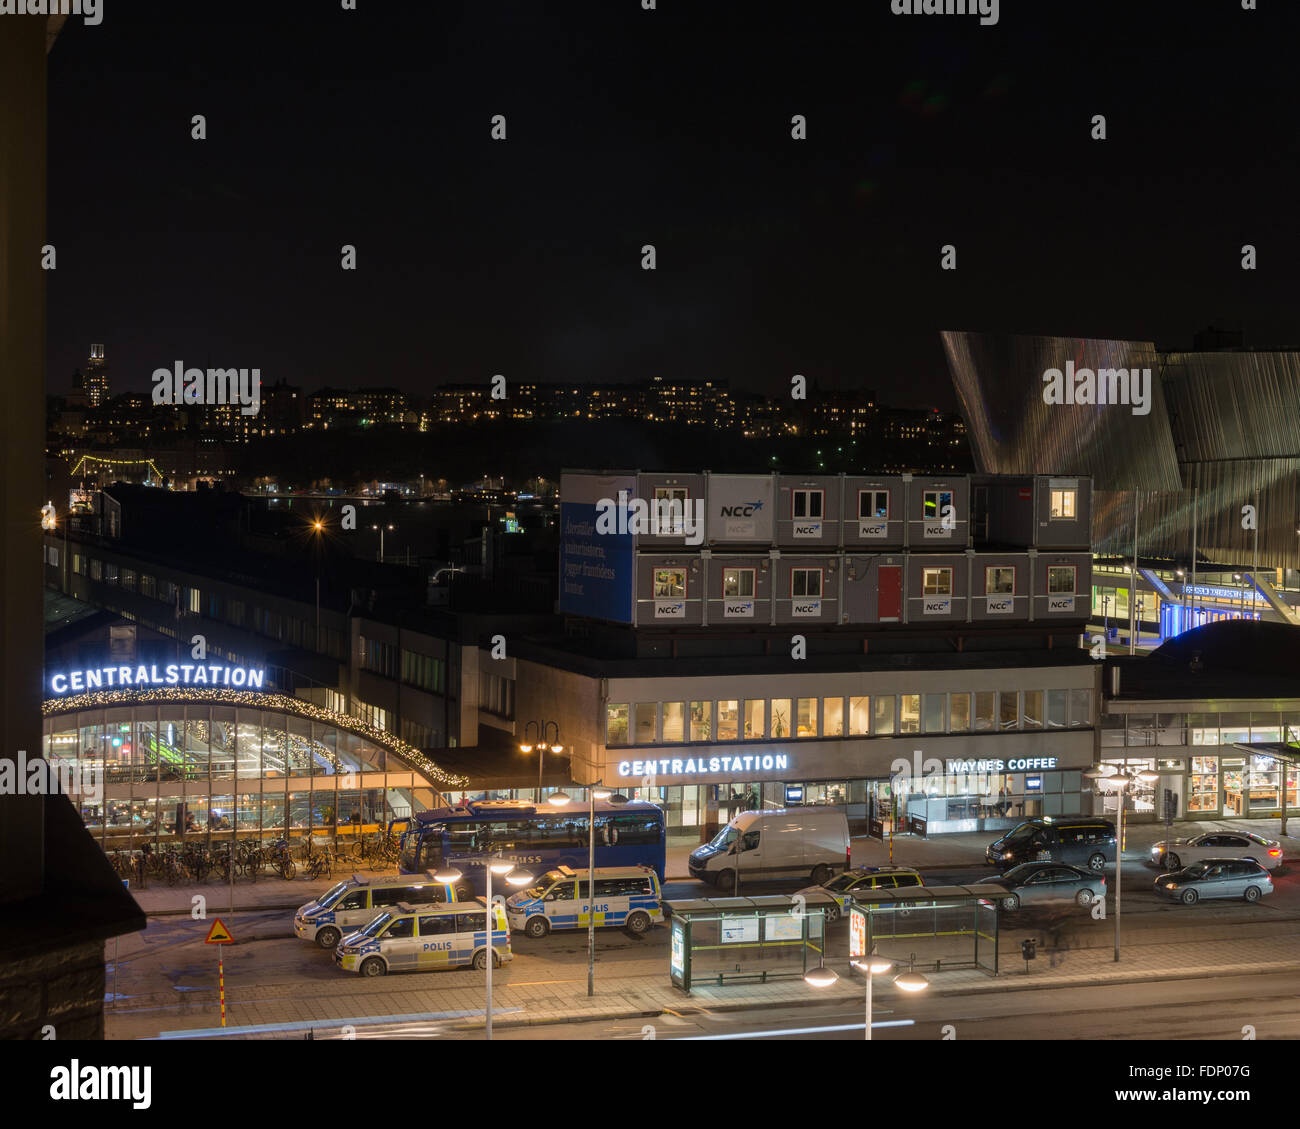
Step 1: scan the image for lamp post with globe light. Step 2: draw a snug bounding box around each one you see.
[548,783,628,997]
[434,855,532,1039]
[1085,764,1160,962]
[804,950,928,1039]
[520,721,563,802]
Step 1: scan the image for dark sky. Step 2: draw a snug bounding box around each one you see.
[46,0,1300,410]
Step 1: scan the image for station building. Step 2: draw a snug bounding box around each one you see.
[523,469,1103,837]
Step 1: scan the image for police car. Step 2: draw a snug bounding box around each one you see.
[294,872,460,950]
[505,864,663,938]
[333,899,511,976]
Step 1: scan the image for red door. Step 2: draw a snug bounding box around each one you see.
[878,565,902,622]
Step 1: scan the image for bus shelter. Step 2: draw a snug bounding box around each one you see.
[663,895,828,994]
[847,884,1004,976]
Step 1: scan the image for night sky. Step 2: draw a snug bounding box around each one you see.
[45,0,1300,410]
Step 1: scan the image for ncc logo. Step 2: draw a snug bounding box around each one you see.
[720,500,764,517]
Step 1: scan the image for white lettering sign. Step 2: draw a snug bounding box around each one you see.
[858,521,888,539]
[1047,596,1075,612]
[617,754,790,779]
[722,600,755,619]
[791,600,821,617]
[986,597,1014,614]
[49,664,266,696]
[923,598,951,615]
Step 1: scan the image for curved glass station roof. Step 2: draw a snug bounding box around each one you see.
[43,688,466,848]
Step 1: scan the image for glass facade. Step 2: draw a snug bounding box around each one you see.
[46,702,424,850]
[1102,709,1300,818]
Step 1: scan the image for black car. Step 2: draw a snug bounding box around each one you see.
[986,818,1116,872]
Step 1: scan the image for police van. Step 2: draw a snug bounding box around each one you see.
[505,865,663,938]
[334,900,512,977]
[294,871,461,950]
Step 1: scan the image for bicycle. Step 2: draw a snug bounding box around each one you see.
[267,838,297,880]
[304,848,334,881]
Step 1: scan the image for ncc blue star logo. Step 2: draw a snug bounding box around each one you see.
[747,500,764,511]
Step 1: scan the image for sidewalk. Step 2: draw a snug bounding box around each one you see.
[137,926,1300,1038]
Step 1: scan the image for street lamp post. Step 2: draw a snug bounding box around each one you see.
[371,522,395,562]
[550,784,627,997]
[520,721,563,802]
[805,951,928,1038]
[1086,765,1159,962]
[435,855,532,1040]
[311,519,324,651]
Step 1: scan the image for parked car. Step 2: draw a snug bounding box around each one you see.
[1149,831,1282,872]
[795,866,924,923]
[985,818,1115,872]
[1153,859,1274,905]
[980,862,1106,911]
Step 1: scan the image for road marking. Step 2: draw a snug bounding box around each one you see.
[679,1020,915,1040]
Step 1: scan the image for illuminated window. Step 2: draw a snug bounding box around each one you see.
[1050,489,1077,519]
[606,704,629,746]
[923,568,952,596]
[986,566,1015,594]
[653,568,686,598]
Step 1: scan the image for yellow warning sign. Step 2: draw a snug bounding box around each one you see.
[205,918,234,944]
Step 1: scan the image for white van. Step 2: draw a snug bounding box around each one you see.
[688,809,850,892]
[294,871,460,950]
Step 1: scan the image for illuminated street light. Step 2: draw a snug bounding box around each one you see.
[1086,764,1160,962]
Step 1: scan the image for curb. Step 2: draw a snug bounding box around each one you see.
[480,958,1300,1031]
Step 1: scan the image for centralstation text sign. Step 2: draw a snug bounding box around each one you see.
[49,663,267,696]
[618,753,790,779]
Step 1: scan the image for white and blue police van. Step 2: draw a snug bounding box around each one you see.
[294,871,460,950]
[505,864,663,938]
[334,899,512,977]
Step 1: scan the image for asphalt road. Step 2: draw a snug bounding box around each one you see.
[451,972,1300,1041]
[104,858,1300,1039]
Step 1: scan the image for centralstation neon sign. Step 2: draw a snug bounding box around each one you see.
[49,663,267,696]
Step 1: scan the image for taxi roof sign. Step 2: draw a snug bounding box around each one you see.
[205,918,234,944]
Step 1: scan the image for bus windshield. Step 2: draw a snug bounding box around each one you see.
[399,826,442,874]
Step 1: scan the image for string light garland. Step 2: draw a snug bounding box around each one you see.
[42,687,468,788]
[70,454,165,480]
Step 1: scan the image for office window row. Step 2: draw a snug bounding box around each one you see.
[652,564,1079,600]
[401,649,445,694]
[75,553,346,659]
[605,688,1094,746]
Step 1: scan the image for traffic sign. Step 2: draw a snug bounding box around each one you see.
[205,918,234,944]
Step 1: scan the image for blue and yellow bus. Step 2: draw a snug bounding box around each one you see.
[397,798,666,893]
